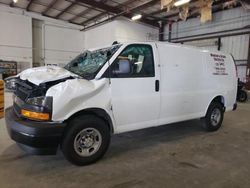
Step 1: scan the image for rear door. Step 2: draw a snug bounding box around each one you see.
[108,44,161,132]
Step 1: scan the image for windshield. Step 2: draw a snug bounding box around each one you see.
[64,44,121,79]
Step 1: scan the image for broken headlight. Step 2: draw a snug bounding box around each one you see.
[26,96,52,108]
[5,76,17,92]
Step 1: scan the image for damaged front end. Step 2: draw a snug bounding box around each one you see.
[4,43,121,155]
[4,73,73,155]
[8,76,74,121]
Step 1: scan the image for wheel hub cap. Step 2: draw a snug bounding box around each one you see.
[74,128,102,157]
[211,108,221,126]
[80,135,94,147]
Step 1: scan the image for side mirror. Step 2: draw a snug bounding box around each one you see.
[112,59,131,75]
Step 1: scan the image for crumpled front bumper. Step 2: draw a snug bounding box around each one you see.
[5,107,67,155]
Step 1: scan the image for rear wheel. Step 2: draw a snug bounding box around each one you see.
[202,102,224,132]
[62,115,110,166]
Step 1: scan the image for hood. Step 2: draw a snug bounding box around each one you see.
[18,66,79,86]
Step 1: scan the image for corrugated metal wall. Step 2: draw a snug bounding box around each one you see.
[221,35,249,60]
[165,7,250,39]
[221,35,249,81]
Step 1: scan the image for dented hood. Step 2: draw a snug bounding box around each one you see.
[18,66,79,85]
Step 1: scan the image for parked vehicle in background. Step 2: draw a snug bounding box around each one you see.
[237,79,248,102]
[5,42,238,166]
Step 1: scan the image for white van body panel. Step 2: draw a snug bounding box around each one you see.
[45,78,118,131]
[108,43,161,133]
[156,43,237,125]
[204,52,237,111]
[157,43,207,125]
[16,42,237,134]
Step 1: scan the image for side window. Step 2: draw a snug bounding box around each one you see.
[109,44,155,78]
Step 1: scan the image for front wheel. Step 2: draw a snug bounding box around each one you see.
[202,102,224,132]
[61,115,110,166]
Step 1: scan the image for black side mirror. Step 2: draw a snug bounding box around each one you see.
[112,59,131,75]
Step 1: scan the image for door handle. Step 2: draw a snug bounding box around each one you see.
[155,80,160,92]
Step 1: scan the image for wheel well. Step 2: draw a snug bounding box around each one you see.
[211,96,225,106]
[204,95,225,117]
[65,108,114,133]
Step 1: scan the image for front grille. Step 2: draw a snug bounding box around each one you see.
[13,78,53,120]
[14,78,37,101]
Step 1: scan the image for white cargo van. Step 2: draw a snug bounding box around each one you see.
[5,42,237,165]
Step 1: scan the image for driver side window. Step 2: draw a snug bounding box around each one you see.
[109,44,155,78]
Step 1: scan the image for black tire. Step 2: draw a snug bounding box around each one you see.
[237,90,248,102]
[62,115,110,166]
[202,102,224,132]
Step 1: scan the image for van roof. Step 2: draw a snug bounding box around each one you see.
[88,41,229,57]
[122,41,228,56]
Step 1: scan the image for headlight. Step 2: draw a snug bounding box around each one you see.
[26,96,52,108]
[5,77,17,92]
[23,96,52,121]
